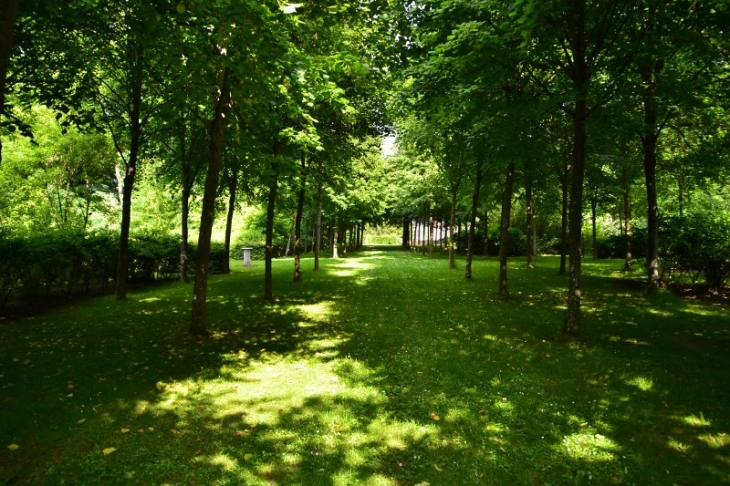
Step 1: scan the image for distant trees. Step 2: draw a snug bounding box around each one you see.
[393,0,730,335]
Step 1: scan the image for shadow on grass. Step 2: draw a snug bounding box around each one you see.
[1,247,728,484]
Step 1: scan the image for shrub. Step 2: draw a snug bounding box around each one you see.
[659,213,730,288]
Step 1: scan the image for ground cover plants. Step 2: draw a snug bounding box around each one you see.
[1,247,729,485]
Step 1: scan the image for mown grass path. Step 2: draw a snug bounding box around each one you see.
[1,247,729,485]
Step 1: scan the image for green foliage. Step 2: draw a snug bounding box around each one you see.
[0,231,117,308]
[659,213,730,289]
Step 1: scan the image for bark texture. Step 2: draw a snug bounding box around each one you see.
[190,67,231,335]
[115,45,144,301]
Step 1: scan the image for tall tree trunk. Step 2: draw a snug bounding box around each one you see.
[314,183,322,271]
[623,166,632,271]
[428,217,434,259]
[115,45,144,301]
[643,129,660,293]
[180,180,191,282]
[641,56,662,293]
[499,163,516,297]
[0,0,18,148]
[465,163,483,279]
[284,214,294,257]
[559,148,570,276]
[564,0,588,336]
[483,209,489,257]
[293,156,307,282]
[449,185,457,269]
[564,96,587,335]
[402,217,410,248]
[223,167,238,275]
[525,173,534,269]
[264,158,279,301]
[190,67,231,335]
[332,211,339,258]
[591,196,598,260]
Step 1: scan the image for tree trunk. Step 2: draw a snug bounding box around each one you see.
[223,168,238,275]
[623,166,632,271]
[559,147,570,276]
[643,129,660,293]
[332,211,339,258]
[563,0,588,336]
[190,67,231,335]
[401,217,409,247]
[525,173,534,269]
[483,209,489,257]
[449,185,457,269]
[641,56,662,293]
[180,180,191,282]
[499,163,515,298]
[591,196,598,260]
[428,217,434,259]
[564,95,587,336]
[0,0,18,130]
[314,183,322,271]
[284,214,294,257]
[114,45,144,301]
[465,163,483,279]
[264,158,279,301]
[293,156,307,282]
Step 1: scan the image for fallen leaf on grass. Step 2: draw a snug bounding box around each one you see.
[77,419,86,424]
[243,453,253,461]
[430,413,440,421]
[102,447,116,455]
[415,482,430,486]
[434,464,442,471]
[120,428,130,433]
[8,444,19,451]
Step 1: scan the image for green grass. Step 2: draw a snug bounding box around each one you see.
[1,246,729,485]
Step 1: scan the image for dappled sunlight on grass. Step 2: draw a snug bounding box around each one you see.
[559,432,620,461]
[625,376,655,391]
[1,249,729,484]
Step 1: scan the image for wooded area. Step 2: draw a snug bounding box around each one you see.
[2,1,728,336]
[0,2,729,483]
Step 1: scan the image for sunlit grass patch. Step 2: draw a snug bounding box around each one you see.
[1,249,729,484]
[698,433,730,449]
[625,375,655,391]
[560,432,620,461]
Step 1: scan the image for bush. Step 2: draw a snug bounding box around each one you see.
[659,213,730,288]
[0,231,186,310]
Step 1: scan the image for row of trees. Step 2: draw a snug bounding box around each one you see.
[2,1,728,337]
[388,0,729,334]
[1,1,398,334]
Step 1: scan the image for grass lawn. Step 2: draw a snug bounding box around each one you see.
[1,246,729,485]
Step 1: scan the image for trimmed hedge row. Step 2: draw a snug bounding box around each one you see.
[0,232,229,309]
